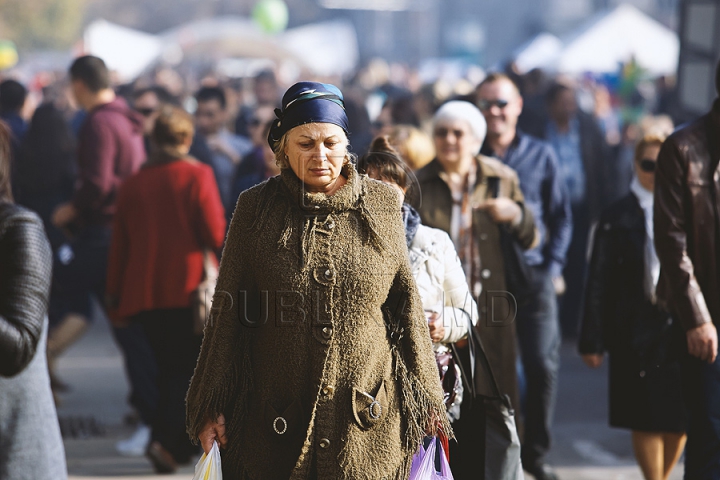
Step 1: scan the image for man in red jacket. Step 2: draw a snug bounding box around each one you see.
[49,56,154,454]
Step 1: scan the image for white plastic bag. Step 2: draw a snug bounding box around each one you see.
[192,441,222,480]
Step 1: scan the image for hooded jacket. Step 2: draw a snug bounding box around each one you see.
[72,97,145,226]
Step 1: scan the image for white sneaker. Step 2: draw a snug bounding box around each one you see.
[115,423,151,457]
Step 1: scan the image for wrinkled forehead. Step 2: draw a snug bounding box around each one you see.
[289,122,348,140]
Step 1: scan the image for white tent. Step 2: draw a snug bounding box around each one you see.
[84,20,163,81]
[512,33,563,74]
[556,4,679,75]
[279,20,358,77]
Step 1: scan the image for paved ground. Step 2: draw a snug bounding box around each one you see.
[56,311,683,479]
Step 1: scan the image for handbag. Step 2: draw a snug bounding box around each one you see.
[450,320,524,480]
[435,349,463,421]
[191,249,218,335]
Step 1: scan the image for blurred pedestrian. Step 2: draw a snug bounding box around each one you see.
[387,124,435,170]
[187,82,449,478]
[525,82,615,337]
[358,135,478,423]
[654,61,720,479]
[0,79,28,171]
[106,105,226,473]
[413,100,537,479]
[580,132,687,480]
[49,55,149,441]
[229,119,280,206]
[132,85,177,154]
[477,72,572,480]
[0,120,67,480]
[194,86,253,210]
[235,69,280,137]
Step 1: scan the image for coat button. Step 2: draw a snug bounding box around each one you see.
[326,220,335,229]
[319,438,331,449]
[481,269,491,279]
[322,385,334,396]
[639,370,646,378]
[322,327,333,339]
[480,233,488,240]
[324,269,334,280]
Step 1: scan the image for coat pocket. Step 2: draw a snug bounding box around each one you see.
[352,379,389,430]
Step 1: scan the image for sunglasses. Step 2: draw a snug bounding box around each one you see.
[433,127,466,139]
[638,158,656,173]
[477,99,509,111]
[135,107,156,117]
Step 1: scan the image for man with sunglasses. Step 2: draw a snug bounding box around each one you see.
[476,73,571,480]
[654,61,720,479]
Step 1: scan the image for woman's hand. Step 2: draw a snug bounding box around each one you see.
[198,414,227,455]
[426,311,445,343]
[582,354,604,368]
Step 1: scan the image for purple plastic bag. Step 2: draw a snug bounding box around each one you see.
[409,438,454,480]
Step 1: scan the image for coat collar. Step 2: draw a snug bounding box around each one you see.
[281,163,362,214]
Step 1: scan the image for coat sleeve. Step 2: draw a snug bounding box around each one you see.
[541,144,573,278]
[382,213,452,446]
[186,185,259,445]
[72,118,118,219]
[193,165,227,251]
[578,220,609,354]
[0,213,52,377]
[653,138,712,331]
[436,231,478,344]
[506,170,538,250]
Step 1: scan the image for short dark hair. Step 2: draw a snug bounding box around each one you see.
[69,55,110,92]
[357,136,414,192]
[546,82,574,105]
[0,120,13,203]
[134,85,178,106]
[195,86,227,110]
[0,80,27,112]
[476,72,521,96]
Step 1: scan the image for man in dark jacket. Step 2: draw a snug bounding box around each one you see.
[477,73,572,480]
[523,82,615,337]
[654,61,720,479]
[49,57,153,442]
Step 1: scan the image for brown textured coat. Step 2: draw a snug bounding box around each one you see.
[413,155,537,412]
[186,164,449,479]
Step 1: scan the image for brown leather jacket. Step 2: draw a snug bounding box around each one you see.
[654,100,720,331]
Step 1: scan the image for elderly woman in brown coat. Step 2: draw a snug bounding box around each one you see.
[186,82,449,479]
[413,100,537,478]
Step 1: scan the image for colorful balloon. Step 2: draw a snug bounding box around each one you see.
[0,41,18,71]
[252,0,289,34]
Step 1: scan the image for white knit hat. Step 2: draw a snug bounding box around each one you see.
[433,100,487,146]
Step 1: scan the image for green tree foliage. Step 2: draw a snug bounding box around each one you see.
[0,0,87,50]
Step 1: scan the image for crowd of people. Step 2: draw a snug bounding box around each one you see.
[0,52,718,480]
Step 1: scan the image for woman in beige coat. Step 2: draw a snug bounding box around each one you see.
[186,82,449,479]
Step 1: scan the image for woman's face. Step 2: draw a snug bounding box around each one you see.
[284,123,348,194]
[433,119,481,168]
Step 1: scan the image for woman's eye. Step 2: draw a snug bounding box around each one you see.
[325,142,338,148]
[300,143,313,148]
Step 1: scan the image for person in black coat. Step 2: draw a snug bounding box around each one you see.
[579,132,687,480]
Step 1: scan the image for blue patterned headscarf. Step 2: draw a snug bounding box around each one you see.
[267,82,349,149]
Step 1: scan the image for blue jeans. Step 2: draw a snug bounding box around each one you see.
[515,266,561,466]
[683,348,720,479]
